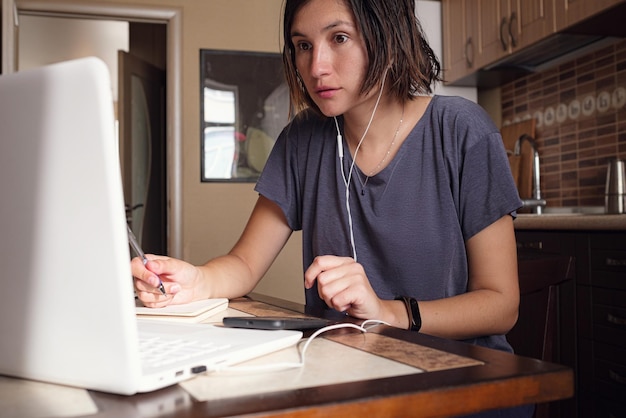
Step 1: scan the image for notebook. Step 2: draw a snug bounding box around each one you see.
[135,298,229,323]
[0,57,302,395]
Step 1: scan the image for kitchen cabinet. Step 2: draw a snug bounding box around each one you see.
[555,0,625,31]
[516,229,626,418]
[479,0,555,68]
[578,233,626,417]
[441,0,479,84]
[442,0,554,84]
[442,0,625,85]
[509,0,555,53]
[415,0,478,101]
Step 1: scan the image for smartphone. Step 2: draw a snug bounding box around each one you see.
[222,316,331,330]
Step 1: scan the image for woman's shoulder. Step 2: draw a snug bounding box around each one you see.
[429,94,498,132]
[430,94,487,116]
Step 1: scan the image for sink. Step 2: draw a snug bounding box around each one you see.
[543,206,605,215]
[519,206,606,216]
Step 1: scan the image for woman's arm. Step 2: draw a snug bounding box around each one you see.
[305,214,520,340]
[416,214,520,339]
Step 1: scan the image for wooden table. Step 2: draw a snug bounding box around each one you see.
[80,293,574,418]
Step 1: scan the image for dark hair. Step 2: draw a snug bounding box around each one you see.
[282,0,442,115]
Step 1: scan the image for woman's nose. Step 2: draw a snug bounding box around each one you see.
[309,45,331,78]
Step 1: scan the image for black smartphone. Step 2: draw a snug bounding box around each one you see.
[222,316,331,330]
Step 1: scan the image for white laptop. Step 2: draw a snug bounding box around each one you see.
[0,57,302,395]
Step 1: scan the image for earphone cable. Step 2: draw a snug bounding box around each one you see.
[334,72,387,261]
[206,320,390,374]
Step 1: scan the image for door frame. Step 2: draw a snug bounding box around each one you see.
[1,0,183,257]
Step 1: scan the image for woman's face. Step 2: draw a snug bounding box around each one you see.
[290,0,373,117]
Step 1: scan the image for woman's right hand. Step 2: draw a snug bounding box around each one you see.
[132,256,201,308]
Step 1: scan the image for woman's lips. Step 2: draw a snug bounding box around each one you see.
[315,86,338,99]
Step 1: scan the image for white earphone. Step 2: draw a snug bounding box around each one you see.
[333,69,388,261]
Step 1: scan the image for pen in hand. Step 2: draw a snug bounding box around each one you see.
[127,224,167,296]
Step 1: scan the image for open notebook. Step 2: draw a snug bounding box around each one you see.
[0,57,301,395]
[135,298,229,323]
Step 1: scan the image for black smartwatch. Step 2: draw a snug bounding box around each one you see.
[396,296,422,332]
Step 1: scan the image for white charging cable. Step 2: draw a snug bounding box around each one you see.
[208,320,390,374]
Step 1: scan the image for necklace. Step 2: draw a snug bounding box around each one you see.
[355,105,404,194]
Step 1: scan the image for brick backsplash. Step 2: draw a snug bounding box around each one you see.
[501,39,626,208]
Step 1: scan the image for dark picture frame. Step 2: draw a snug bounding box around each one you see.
[200,49,289,182]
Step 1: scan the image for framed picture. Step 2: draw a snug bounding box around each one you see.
[200,49,289,182]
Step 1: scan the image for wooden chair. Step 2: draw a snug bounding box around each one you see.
[508,252,575,418]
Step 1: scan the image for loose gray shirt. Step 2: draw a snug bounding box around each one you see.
[255,95,522,351]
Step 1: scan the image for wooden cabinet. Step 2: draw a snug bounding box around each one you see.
[516,229,626,418]
[442,0,477,84]
[555,0,625,30]
[578,233,626,417]
[475,0,504,69]
[442,0,554,84]
[479,0,555,67]
[442,0,625,85]
[509,0,555,54]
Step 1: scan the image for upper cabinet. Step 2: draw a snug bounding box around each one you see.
[479,0,554,68]
[442,0,626,85]
[509,0,555,53]
[442,0,476,84]
[555,0,624,30]
[443,0,553,84]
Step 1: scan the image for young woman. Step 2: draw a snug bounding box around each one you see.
[135,0,522,356]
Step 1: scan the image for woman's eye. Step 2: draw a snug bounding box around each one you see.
[297,42,311,51]
[335,34,348,44]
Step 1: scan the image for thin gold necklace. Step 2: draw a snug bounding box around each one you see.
[355,105,405,194]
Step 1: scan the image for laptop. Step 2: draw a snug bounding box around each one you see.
[0,57,302,395]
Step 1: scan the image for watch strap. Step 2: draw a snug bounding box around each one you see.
[396,296,422,332]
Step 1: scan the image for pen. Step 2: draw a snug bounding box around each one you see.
[127,224,167,296]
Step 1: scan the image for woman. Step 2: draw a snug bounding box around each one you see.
[135,0,522,354]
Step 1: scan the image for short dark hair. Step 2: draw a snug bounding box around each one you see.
[282,0,442,115]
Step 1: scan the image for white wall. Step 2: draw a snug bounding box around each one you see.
[18,16,128,102]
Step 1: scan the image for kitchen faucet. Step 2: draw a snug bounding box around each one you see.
[514,134,546,214]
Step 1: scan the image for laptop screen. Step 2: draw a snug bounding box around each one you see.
[0,57,142,391]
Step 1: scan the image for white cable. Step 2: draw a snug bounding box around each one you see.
[344,185,358,261]
[334,73,387,262]
[334,116,344,160]
[334,116,358,261]
[334,116,348,188]
[208,320,390,374]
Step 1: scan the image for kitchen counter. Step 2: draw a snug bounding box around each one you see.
[515,213,626,230]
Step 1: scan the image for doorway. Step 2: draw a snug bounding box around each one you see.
[18,16,167,254]
[119,50,167,255]
[2,1,184,257]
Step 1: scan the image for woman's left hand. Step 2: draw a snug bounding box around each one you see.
[304,255,384,319]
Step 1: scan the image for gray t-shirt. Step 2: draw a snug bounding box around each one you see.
[255,95,522,351]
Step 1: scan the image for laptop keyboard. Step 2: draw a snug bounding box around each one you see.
[139,335,232,368]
